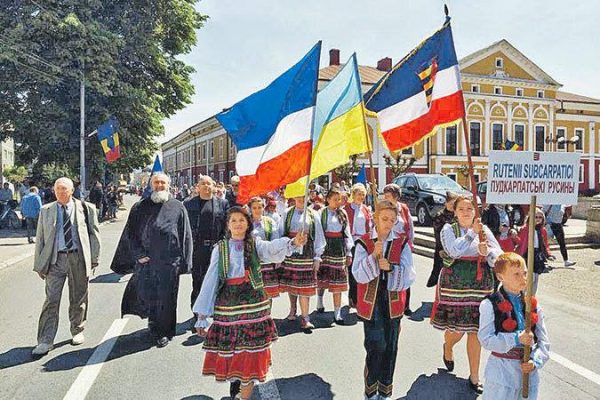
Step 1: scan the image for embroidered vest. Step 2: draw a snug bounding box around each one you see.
[354,232,407,321]
[321,208,348,236]
[284,206,315,240]
[488,288,538,341]
[216,240,264,293]
[260,216,273,241]
[344,203,372,236]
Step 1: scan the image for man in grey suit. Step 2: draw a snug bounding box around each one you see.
[32,177,101,357]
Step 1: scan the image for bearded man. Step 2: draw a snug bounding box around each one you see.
[111,173,193,347]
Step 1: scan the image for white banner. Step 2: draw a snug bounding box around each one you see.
[486,151,581,205]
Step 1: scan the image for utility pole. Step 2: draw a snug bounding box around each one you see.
[80,73,86,197]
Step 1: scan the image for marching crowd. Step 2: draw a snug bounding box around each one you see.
[27,174,558,400]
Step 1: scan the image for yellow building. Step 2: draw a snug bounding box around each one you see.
[162,40,600,193]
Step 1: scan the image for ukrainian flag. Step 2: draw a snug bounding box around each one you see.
[286,54,371,197]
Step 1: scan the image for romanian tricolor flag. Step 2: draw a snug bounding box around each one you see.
[97,116,121,163]
[285,54,371,198]
[364,17,464,153]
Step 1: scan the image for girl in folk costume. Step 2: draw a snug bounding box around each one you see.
[352,200,415,400]
[516,209,554,295]
[193,207,307,400]
[383,183,415,316]
[431,195,502,394]
[248,197,280,299]
[343,183,373,307]
[279,195,326,331]
[316,189,354,324]
[478,252,550,400]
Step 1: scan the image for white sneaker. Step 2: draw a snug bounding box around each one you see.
[71,332,85,345]
[564,260,577,267]
[32,343,53,356]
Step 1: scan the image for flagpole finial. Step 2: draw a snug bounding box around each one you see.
[444,4,449,17]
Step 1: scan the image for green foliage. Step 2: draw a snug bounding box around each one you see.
[38,162,76,185]
[2,165,28,184]
[334,155,361,183]
[0,0,207,183]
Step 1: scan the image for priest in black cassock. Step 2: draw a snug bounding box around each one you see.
[111,173,193,348]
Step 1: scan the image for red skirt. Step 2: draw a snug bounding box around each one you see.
[261,263,280,298]
[202,348,272,384]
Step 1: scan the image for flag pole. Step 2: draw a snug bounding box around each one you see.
[300,41,322,235]
[522,195,536,398]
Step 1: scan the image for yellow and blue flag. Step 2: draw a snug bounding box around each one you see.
[285,54,371,197]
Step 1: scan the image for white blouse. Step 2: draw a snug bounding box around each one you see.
[252,216,280,241]
[350,203,371,240]
[193,237,297,328]
[321,208,354,253]
[277,207,326,260]
[440,223,502,268]
[351,229,415,291]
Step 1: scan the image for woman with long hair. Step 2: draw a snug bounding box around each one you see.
[193,206,307,400]
[431,195,502,394]
[316,189,353,324]
[248,197,281,299]
[516,208,554,294]
[279,195,326,331]
[352,200,415,400]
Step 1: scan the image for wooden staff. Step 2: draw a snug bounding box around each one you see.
[361,105,379,212]
[522,195,537,398]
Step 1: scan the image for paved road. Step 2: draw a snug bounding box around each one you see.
[1,196,599,400]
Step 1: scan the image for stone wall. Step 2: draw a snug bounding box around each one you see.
[572,197,596,219]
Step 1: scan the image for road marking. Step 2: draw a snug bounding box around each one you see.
[551,352,600,386]
[257,367,282,400]
[63,318,129,400]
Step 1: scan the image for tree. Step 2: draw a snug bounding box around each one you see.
[2,165,28,184]
[39,162,76,185]
[383,154,416,177]
[0,1,207,184]
[334,155,361,183]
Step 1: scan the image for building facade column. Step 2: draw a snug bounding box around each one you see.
[507,101,513,141]
[484,100,491,156]
[589,121,596,191]
[528,103,534,151]
[549,104,555,152]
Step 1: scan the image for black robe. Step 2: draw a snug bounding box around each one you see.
[111,197,193,338]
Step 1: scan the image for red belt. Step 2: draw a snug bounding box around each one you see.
[492,348,524,360]
[288,231,297,238]
[226,271,250,285]
[325,232,343,238]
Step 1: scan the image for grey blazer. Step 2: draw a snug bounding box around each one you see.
[33,199,101,277]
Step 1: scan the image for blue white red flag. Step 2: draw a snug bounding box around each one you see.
[365,19,464,153]
[216,42,321,203]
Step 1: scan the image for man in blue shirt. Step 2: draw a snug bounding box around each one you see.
[21,186,43,243]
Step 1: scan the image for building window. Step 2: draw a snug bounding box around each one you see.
[470,121,481,156]
[446,125,457,155]
[473,174,480,184]
[220,138,224,157]
[471,84,480,93]
[516,88,523,97]
[574,128,584,151]
[537,90,544,98]
[492,123,504,150]
[556,128,566,151]
[494,87,502,95]
[202,143,207,160]
[579,164,585,183]
[402,147,413,155]
[229,170,234,180]
[514,124,525,149]
[447,173,457,182]
[495,57,503,68]
[535,126,545,151]
[210,141,214,158]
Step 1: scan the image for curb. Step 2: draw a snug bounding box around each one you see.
[0,249,35,272]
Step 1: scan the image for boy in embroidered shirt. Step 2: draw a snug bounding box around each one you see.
[478,252,550,399]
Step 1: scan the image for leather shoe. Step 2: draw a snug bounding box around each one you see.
[32,343,53,357]
[229,380,241,398]
[316,307,325,313]
[468,378,483,394]
[156,336,169,348]
[443,343,454,372]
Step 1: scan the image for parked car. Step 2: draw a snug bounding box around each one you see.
[476,181,572,225]
[393,173,477,226]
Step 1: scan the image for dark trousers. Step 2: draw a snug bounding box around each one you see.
[362,276,401,398]
[348,245,358,305]
[26,217,38,240]
[550,223,568,261]
[190,245,212,310]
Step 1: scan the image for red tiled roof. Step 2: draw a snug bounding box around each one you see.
[319,64,386,85]
[556,90,600,104]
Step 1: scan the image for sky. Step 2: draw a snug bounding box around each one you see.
[160,0,600,143]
